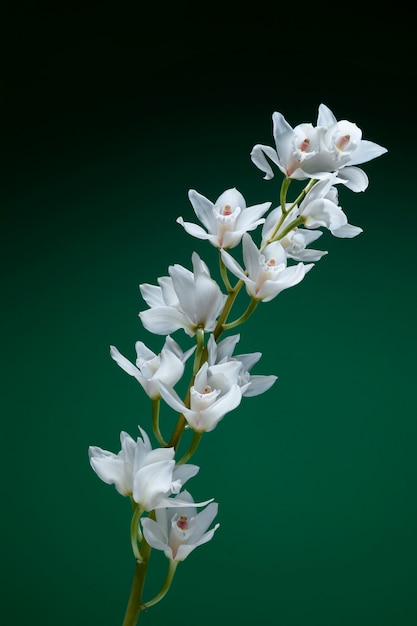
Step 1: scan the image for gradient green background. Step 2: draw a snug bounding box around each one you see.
[3,3,416,625]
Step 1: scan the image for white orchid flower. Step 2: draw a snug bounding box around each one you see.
[177,188,271,249]
[139,252,227,337]
[221,233,313,303]
[109,336,195,400]
[251,114,326,181]
[261,205,328,262]
[251,103,387,190]
[206,333,277,397]
[298,178,363,238]
[261,179,361,241]
[159,360,243,433]
[141,491,220,562]
[315,103,387,191]
[88,426,211,511]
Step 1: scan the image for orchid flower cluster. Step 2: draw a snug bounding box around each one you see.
[88,104,387,625]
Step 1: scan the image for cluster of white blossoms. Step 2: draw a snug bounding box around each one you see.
[89,104,387,623]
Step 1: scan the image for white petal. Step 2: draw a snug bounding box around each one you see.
[110,346,142,379]
[215,187,246,209]
[236,351,261,371]
[176,217,212,241]
[139,283,165,307]
[132,460,175,509]
[244,375,278,397]
[141,517,172,557]
[134,341,156,362]
[288,248,328,262]
[256,264,308,302]
[156,349,185,388]
[250,144,280,180]
[335,166,369,192]
[88,447,130,495]
[137,426,152,453]
[235,202,271,229]
[172,464,200,488]
[194,274,226,329]
[188,189,217,232]
[139,307,194,336]
[272,110,294,138]
[155,495,214,510]
[331,223,363,238]
[197,385,243,432]
[348,140,387,166]
[175,523,220,561]
[214,334,240,362]
[220,249,247,281]
[316,103,337,127]
[242,234,262,280]
[159,382,195,420]
[189,502,219,542]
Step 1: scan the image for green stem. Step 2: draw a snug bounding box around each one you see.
[219,252,233,292]
[193,327,205,375]
[261,178,316,251]
[280,177,292,215]
[289,177,316,209]
[168,414,187,450]
[177,431,203,465]
[142,560,178,610]
[151,398,167,447]
[130,505,144,563]
[274,216,304,241]
[212,279,244,341]
[122,535,152,626]
[222,298,259,331]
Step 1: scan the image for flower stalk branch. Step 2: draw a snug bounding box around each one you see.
[151,399,167,447]
[141,560,178,610]
[122,537,152,626]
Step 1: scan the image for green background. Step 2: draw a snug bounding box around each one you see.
[3,3,416,625]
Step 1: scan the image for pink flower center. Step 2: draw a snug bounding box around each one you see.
[336,134,350,151]
[298,138,310,152]
[176,515,189,531]
[222,204,233,215]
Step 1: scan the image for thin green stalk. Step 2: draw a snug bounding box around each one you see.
[219,253,233,292]
[151,398,167,447]
[289,177,316,209]
[280,177,292,215]
[212,279,244,341]
[262,178,317,250]
[168,413,187,450]
[122,535,152,626]
[274,216,304,241]
[193,327,205,375]
[222,298,259,331]
[177,431,203,465]
[130,505,144,563]
[142,560,178,610]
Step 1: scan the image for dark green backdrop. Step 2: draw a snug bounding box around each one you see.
[2,3,416,625]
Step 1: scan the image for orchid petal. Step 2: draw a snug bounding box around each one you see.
[250,144,280,180]
[188,189,217,232]
[335,166,369,192]
[139,307,194,337]
[243,375,278,397]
